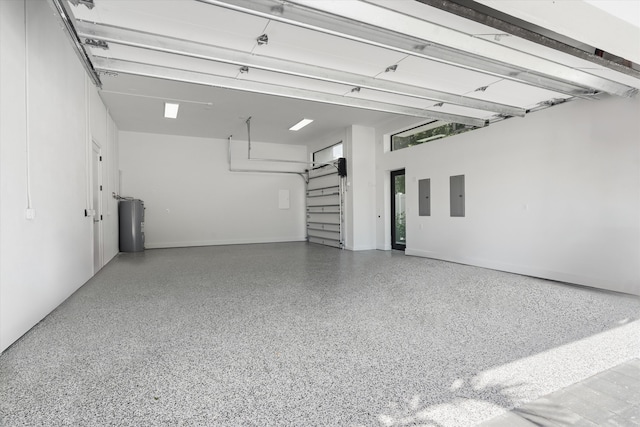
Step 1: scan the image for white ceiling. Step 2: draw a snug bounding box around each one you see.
[99,73,407,143]
[61,0,640,145]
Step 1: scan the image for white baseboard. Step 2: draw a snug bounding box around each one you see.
[404,248,639,296]
[145,236,307,249]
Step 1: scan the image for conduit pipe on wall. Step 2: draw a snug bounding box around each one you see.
[24,0,33,212]
[84,76,92,213]
[244,117,338,170]
[226,135,308,182]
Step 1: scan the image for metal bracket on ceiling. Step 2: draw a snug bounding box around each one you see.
[256,34,269,46]
[494,113,512,120]
[432,102,444,107]
[540,98,567,107]
[239,66,249,73]
[69,0,95,9]
[472,33,511,42]
[385,64,398,73]
[97,70,118,77]
[48,0,102,88]
[351,87,361,93]
[270,4,284,15]
[85,39,109,50]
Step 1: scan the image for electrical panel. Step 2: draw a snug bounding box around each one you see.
[450,175,465,217]
[418,178,431,216]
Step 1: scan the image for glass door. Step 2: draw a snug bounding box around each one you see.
[391,169,406,250]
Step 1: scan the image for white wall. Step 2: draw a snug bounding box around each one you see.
[307,125,377,250]
[376,95,640,295]
[90,88,120,263]
[0,0,119,352]
[345,125,377,250]
[118,131,307,248]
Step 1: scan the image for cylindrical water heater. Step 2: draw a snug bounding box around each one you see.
[119,199,145,252]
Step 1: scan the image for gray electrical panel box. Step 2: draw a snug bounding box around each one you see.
[119,199,145,252]
[450,175,465,217]
[419,178,431,216]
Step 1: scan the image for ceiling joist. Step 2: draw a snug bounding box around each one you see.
[92,57,490,127]
[416,0,640,80]
[48,0,102,87]
[54,0,639,142]
[76,20,527,117]
[198,0,638,98]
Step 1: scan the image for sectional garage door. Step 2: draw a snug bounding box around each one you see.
[306,163,343,248]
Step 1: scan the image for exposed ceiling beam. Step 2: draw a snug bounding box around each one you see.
[47,0,102,87]
[92,57,489,127]
[416,0,640,80]
[197,0,638,98]
[76,21,526,117]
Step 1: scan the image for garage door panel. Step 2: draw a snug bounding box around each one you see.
[308,173,340,191]
[307,160,343,249]
[308,236,342,248]
[307,187,340,198]
[307,194,340,206]
[307,222,341,233]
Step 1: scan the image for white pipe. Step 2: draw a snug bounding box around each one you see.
[227,135,307,180]
[24,0,32,210]
[244,117,337,169]
[85,76,91,211]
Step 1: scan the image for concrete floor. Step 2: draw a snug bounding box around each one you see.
[480,358,640,427]
[1,242,638,426]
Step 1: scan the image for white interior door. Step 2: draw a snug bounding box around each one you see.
[92,141,103,273]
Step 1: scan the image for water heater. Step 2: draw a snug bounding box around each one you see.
[118,199,145,252]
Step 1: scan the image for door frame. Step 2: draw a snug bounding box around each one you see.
[91,139,103,273]
[390,169,406,251]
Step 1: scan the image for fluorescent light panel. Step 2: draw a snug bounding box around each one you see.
[289,118,313,131]
[164,102,179,118]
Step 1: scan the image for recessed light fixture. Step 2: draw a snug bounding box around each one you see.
[289,118,313,131]
[164,102,179,119]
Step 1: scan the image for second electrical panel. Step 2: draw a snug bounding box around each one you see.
[419,178,431,216]
[450,175,465,217]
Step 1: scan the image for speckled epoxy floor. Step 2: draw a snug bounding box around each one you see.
[1,243,639,426]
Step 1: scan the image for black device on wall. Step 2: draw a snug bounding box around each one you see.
[337,157,347,177]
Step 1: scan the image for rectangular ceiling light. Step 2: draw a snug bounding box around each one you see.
[164,102,179,119]
[289,118,313,131]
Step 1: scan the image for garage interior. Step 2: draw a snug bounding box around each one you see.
[1,0,639,425]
